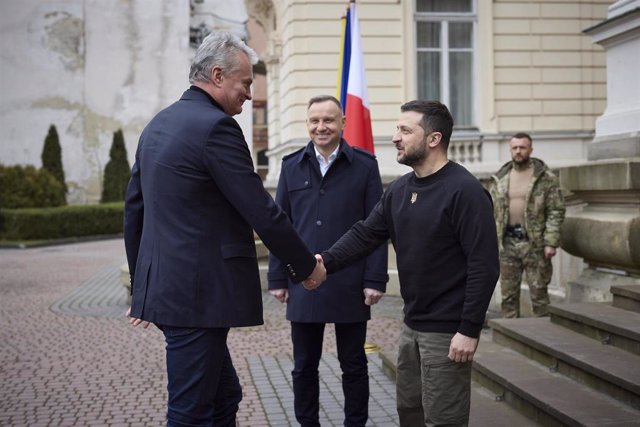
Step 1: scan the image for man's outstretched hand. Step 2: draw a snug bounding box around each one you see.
[303,254,326,290]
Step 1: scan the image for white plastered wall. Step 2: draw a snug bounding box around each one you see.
[0,0,191,203]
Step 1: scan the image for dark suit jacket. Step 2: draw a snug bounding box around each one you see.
[124,87,316,328]
[267,140,388,323]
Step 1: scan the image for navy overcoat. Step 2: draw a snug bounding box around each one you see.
[268,140,388,323]
[124,87,316,328]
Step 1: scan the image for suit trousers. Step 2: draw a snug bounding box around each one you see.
[291,321,369,427]
[396,325,471,427]
[161,326,242,427]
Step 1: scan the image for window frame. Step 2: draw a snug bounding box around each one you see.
[414,1,478,129]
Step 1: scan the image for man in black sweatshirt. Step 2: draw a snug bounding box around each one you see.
[319,100,499,426]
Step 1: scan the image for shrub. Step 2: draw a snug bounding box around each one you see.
[0,202,124,241]
[41,124,67,195]
[101,129,131,203]
[0,164,66,209]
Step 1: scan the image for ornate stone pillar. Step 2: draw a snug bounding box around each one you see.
[584,0,640,160]
[559,1,640,301]
[264,34,282,188]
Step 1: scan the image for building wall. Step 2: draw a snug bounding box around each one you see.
[0,0,611,200]
[265,0,610,181]
[492,0,609,133]
[478,0,609,173]
[0,0,191,204]
[486,0,609,173]
[265,0,404,183]
[262,0,611,298]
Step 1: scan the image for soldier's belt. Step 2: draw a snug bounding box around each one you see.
[505,224,528,240]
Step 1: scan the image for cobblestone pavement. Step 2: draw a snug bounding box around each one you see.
[0,239,403,426]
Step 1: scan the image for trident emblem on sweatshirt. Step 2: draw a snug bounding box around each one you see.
[410,192,418,204]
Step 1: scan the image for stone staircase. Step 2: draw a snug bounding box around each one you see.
[473,285,640,426]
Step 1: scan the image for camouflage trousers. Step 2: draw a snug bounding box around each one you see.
[499,236,552,318]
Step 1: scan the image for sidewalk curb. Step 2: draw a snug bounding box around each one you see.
[0,233,122,249]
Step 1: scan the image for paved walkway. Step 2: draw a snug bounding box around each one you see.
[1,238,536,426]
[0,239,403,426]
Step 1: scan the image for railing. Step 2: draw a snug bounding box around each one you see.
[448,138,483,164]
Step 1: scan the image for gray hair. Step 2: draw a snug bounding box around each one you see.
[189,31,259,84]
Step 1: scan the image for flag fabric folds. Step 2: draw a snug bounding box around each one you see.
[336,1,374,153]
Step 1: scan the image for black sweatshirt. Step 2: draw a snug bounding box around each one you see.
[322,161,499,338]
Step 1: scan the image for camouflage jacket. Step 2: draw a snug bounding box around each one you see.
[490,157,565,252]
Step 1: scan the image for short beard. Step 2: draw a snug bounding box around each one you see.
[512,156,532,171]
[398,143,427,167]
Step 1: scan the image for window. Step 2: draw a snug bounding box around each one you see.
[415,0,475,128]
[256,148,269,181]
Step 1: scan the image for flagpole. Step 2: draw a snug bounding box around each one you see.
[337,3,351,111]
[336,11,347,101]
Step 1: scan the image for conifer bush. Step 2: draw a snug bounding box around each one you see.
[0,164,66,209]
[101,129,131,203]
[41,124,67,196]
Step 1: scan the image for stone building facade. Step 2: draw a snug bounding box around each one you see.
[4,0,632,307]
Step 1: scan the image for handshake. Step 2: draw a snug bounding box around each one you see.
[303,254,326,290]
[270,254,384,306]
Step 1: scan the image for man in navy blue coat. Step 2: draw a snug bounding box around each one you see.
[124,32,325,427]
[268,95,388,427]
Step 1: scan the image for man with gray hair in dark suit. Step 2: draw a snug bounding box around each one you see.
[124,31,325,427]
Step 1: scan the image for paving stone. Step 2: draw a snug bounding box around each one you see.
[0,238,498,426]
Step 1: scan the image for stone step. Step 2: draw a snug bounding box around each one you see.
[473,339,640,427]
[469,381,542,427]
[549,302,640,356]
[611,285,640,313]
[489,317,640,410]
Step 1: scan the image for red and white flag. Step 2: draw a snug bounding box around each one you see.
[338,1,374,153]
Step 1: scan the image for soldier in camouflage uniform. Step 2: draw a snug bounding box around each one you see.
[490,133,565,318]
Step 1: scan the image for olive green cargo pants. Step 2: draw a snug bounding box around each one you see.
[396,325,472,426]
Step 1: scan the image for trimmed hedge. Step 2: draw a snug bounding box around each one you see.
[0,202,124,241]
